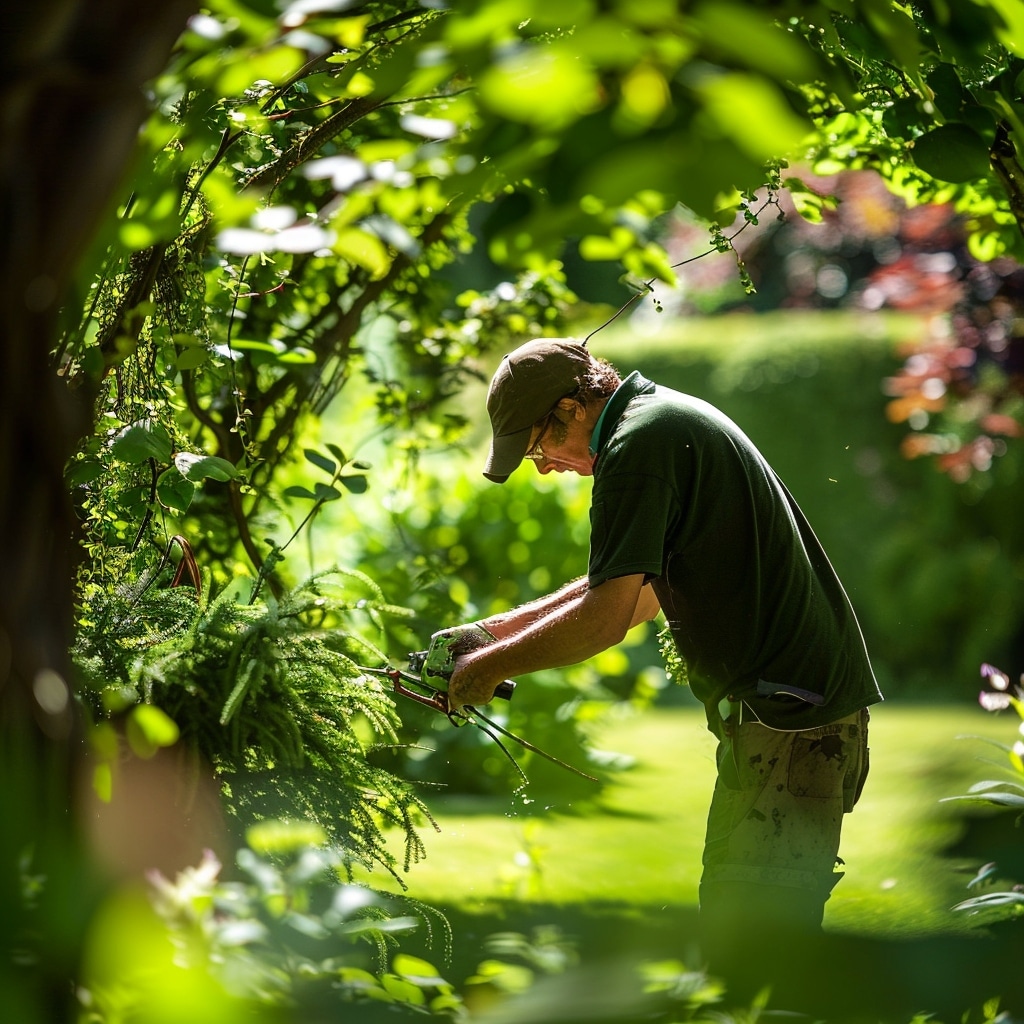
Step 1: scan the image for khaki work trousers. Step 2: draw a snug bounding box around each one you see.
[698,707,870,965]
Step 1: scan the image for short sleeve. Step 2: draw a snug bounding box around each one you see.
[588,472,679,586]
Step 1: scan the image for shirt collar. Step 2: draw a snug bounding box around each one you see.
[588,371,655,457]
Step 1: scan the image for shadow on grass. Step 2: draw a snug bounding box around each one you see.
[390,898,1024,1024]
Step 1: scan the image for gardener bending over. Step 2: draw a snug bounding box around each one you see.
[443,338,882,966]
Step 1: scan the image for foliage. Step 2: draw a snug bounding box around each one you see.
[657,171,1024,483]
[78,824,457,1023]
[18,2,1024,1022]
[71,541,438,881]
[944,663,1024,923]
[59,0,1024,825]
[78,822,747,1024]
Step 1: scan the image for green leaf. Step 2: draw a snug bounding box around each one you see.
[175,346,210,371]
[111,421,173,464]
[174,452,239,482]
[393,954,448,988]
[340,475,368,494]
[304,448,337,474]
[276,347,316,364]
[912,124,991,182]
[579,234,630,261]
[478,44,600,132]
[284,485,318,500]
[66,459,104,487]
[380,974,426,1005]
[334,227,392,278]
[126,705,180,759]
[157,470,196,513]
[326,442,347,463]
[313,483,342,502]
[218,44,305,97]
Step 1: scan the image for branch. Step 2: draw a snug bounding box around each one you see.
[242,95,386,194]
[991,121,1024,239]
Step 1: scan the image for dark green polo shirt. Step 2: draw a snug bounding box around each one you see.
[588,372,882,731]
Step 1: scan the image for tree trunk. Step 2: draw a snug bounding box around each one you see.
[0,3,195,1018]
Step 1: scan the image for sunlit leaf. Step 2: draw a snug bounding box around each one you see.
[126,704,180,759]
[174,452,239,482]
[380,973,426,1004]
[111,421,173,464]
[400,114,457,140]
[333,227,392,277]
[478,45,601,131]
[218,45,305,96]
[696,71,810,161]
[392,954,448,987]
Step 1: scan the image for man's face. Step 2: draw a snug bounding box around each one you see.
[523,403,596,476]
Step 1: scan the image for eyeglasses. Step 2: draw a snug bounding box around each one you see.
[523,413,554,462]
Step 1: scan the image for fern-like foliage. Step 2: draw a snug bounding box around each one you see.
[73,551,436,882]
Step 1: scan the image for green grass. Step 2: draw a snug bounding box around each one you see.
[364,701,1017,941]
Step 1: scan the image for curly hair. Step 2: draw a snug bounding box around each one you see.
[574,354,622,405]
[530,351,621,433]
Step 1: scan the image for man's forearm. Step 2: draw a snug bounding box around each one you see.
[448,574,646,708]
[473,593,605,680]
[478,577,589,640]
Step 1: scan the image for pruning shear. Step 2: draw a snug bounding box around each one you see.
[360,648,597,785]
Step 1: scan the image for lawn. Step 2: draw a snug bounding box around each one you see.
[365,700,1017,940]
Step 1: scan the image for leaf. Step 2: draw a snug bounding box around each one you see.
[967,862,1000,888]
[326,443,347,463]
[66,459,104,487]
[967,791,1024,808]
[126,705,180,759]
[221,658,259,725]
[381,973,426,1005]
[966,779,1024,794]
[157,470,196,513]
[953,892,1024,911]
[175,346,210,371]
[333,226,392,278]
[912,124,991,183]
[304,448,337,474]
[276,347,316,364]
[174,452,239,482]
[340,475,368,494]
[284,485,318,500]
[393,954,448,988]
[313,483,342,502]
[111,421,173,464]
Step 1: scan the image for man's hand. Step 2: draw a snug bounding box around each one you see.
[447,648,505,711]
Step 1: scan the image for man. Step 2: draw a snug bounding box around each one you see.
[444,337,882,968]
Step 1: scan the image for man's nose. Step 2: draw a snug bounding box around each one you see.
[534,459,554,475]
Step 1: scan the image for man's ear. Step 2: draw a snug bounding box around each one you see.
[556,397,586,419]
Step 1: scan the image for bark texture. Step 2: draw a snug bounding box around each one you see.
[0,3,195,1018]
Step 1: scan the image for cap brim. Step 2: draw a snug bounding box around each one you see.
[483,424,533,483]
